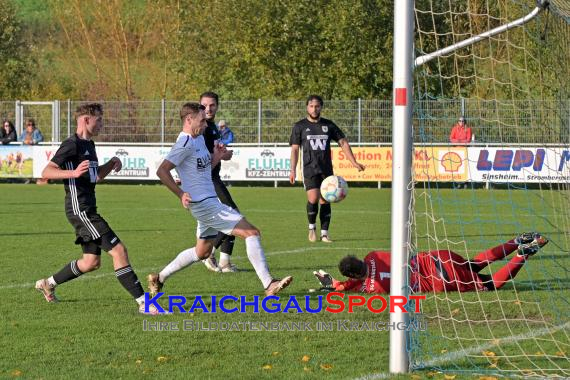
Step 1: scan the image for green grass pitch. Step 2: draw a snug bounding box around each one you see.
[0,183,568,379]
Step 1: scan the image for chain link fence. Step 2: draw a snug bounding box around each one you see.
[1,99,568,144]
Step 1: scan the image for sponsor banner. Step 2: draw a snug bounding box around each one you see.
[33,146,292,182]
[33,145,60,177]
[331,147,391,181]
[0,145,33,178]
[330,147,469,182]
[28,145,569,183]
[33,145,173,180]
[413,146,469,182]
[467,147,570,183]
[97,146,166,180]
[220,147,291,181]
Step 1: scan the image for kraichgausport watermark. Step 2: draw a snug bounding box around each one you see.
[143,292,426,314]
[142,319,428,332]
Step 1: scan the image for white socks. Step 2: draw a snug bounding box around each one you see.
[157,239,271,288]
[47,276,57,287]
[245,236,272,288]
[219,252,231,267]
[159,247,199,283]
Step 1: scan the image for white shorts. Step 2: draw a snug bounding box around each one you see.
[189,197,243,239]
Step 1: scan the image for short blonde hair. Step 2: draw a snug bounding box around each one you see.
[180,102,205,121]
[75,103,103,120]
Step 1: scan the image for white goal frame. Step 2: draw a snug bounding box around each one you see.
[389,0,550,373]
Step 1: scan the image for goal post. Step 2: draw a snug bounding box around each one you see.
[389,0,414,374]
[390,0,570,376]
[414,0,550,68]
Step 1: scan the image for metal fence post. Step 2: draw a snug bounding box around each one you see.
[358,98,362,143]
[161,98,166,145]
[565,98,570,144]
[53,100,60,142]
[461,97,465,117]
[258,99,262,144]
[15,100,21,137]
[67,99,71,138]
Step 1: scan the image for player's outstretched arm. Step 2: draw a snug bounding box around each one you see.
[156,159,190,207]
[97,156,122,181]
[313,270,335,288]
[42,160,89,179]
[338,139,365,171]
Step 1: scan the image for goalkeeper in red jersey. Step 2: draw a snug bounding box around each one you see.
[314,232,548,293]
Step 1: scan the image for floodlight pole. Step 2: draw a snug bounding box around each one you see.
[390,0,414,374]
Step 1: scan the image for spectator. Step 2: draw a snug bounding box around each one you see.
[20,118,44,145]
[449,116,472,144]
[217,120,234,145]
[1,120,17,145]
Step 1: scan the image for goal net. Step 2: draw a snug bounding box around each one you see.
[408,0,570,376]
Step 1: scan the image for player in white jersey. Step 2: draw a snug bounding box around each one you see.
[148,102,292,296]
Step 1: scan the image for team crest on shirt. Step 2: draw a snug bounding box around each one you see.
[196,153,211,172]
[322,126,328,133]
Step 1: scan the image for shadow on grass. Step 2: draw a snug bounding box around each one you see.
[0,231,70,237]
[1,201,57,206]
[0,228,176,237]
[437,230,567,240]
[507,278,570,291]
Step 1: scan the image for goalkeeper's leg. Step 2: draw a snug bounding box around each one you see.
[489,254,527,290]
[470,239,519,271]
[471,232,547,273]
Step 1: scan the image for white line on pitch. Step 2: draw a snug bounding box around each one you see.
[0,246,370,290]
[131,208,562,218]
[420,321,570,367]
[355,321,570,380]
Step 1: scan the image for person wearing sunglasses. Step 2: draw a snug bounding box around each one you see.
[20,119,44,145]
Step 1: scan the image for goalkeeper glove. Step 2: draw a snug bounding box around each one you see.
[313,269,333,289]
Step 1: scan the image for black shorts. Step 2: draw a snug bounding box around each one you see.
[213,176,239,211]
[303,173,331,191]
[80,231,121,255]
[66,211,120,255]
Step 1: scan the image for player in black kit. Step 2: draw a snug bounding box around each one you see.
[200,92,239,273]
[289,95,365,243]
[34,103,157,314]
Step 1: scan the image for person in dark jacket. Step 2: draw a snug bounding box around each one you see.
[1,120,17,145]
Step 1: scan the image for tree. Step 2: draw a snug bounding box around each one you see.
[49,0,178,100]
[171,0,393,100]
[0,0,32,99]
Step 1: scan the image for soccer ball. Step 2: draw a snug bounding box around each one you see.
[320,175,348,203]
